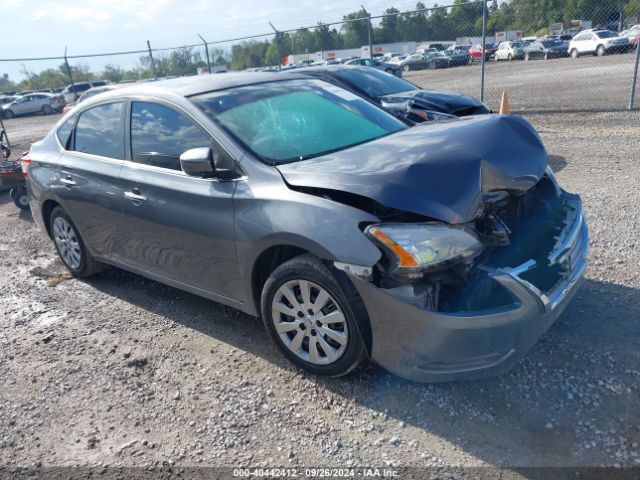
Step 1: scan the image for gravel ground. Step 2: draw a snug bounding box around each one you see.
[0,107,639,476]
[407,51,640,113]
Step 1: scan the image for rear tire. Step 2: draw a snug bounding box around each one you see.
[12,187,29,210]
[525,52,530,61]
[49,206,104,278]
[508,53,513,61]
[596,45,605,57]
[3,109,14,119]
[403,64,410,72]
[571,48,579,58]
[261,254,368,377]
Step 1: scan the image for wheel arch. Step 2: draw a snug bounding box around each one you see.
[41,198,61,238]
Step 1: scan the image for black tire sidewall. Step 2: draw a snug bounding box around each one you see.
[261,255,367,377]
[14,191,29,210]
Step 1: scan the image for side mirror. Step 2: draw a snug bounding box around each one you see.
[180,147,215,177]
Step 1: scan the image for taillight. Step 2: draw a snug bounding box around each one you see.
[20,154,31,179]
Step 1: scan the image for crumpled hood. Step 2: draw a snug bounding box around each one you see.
[277,115,547,224]
[379,89,490,115]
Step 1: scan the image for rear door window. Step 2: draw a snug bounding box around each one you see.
[57,115,77,149]
[130,101,211,171]
[74,102,124,159]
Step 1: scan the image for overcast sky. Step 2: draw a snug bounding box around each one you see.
[1,0,438,81]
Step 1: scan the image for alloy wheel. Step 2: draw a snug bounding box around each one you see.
[53,216,82,270]
[271,279,348,366]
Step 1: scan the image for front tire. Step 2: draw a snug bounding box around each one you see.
[42,104,53,114]
[261,254,367,377]
[403,64,410,72]
[508,53,513,61]
[50,206,104,277]
[596,45,605,57]
[3,109,14,119]
[571,48,579,58]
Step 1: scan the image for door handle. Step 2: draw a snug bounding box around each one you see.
[124,190,147,202]
[60,176,76,186]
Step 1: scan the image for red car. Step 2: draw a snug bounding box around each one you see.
[469,43,497,61]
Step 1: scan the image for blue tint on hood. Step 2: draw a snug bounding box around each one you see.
[276,115,548,224]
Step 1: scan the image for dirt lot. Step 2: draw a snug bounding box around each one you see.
[1,86,639,476]
[407,51,640,112]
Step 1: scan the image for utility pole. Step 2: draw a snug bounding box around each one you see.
[268,22,282,70]
[198,34,212,74]
[480,1,487,102]
[629,37,640,110]
[361,5,373,60]
[147,40,158,80]
[63,47,76,101]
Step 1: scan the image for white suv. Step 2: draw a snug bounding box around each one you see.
[568,29,630,57]
[62,81,108,103]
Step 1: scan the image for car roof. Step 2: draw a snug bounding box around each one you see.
[105,72,306,98]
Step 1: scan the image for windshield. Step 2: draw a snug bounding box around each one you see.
[511,42,524,48]
[192,79,406,165]
[330,68,417,98]
[541,40,561,47]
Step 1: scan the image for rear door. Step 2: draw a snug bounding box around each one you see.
[55,101,129,262]
[118,100,240,300]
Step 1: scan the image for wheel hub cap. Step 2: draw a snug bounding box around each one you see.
[271,279,348,366]
[53,217,82,270]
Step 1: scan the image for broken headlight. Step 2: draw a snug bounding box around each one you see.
[366,223,484,280]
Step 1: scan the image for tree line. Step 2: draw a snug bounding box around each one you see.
[2,0,639,92]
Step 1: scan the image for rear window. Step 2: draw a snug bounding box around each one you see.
[74,102,124,159]
[192,79,405,164]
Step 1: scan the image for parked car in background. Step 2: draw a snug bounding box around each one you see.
[62,85,124,114]
[0,95,20,106]
[494,41,526,61]
[469,43,497,61]
[343,58,402,77]
[62,80,108,103]
[447,45,471,54]
[568,30,630,57]
[27,73,587,382]
[391,53,429,72]
[445,49,471,66]
[2,92,64,118]
[620,26,640,48]
[524,39,569,60]
[296,65,490,124]
[424,51,451,69]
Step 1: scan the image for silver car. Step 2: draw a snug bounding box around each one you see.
[2,93,64,118]
[26,74,588,382]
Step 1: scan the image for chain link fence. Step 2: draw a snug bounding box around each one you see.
[1,0,640,114]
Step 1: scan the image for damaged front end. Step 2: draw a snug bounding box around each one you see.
[340,170,588,382]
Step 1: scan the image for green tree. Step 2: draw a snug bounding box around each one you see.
[102,64,125,82]
[342,9,370,48]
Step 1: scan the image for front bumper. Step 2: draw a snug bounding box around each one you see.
[350,194,588,383]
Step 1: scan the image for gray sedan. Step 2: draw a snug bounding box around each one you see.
[2,92,64,118]
[26,74,587,382]
[392,53,429,72]
[524,39,569,60]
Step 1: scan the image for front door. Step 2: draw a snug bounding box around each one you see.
[118,100,240,301]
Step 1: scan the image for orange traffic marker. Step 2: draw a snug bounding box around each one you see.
[499,91,510,114]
